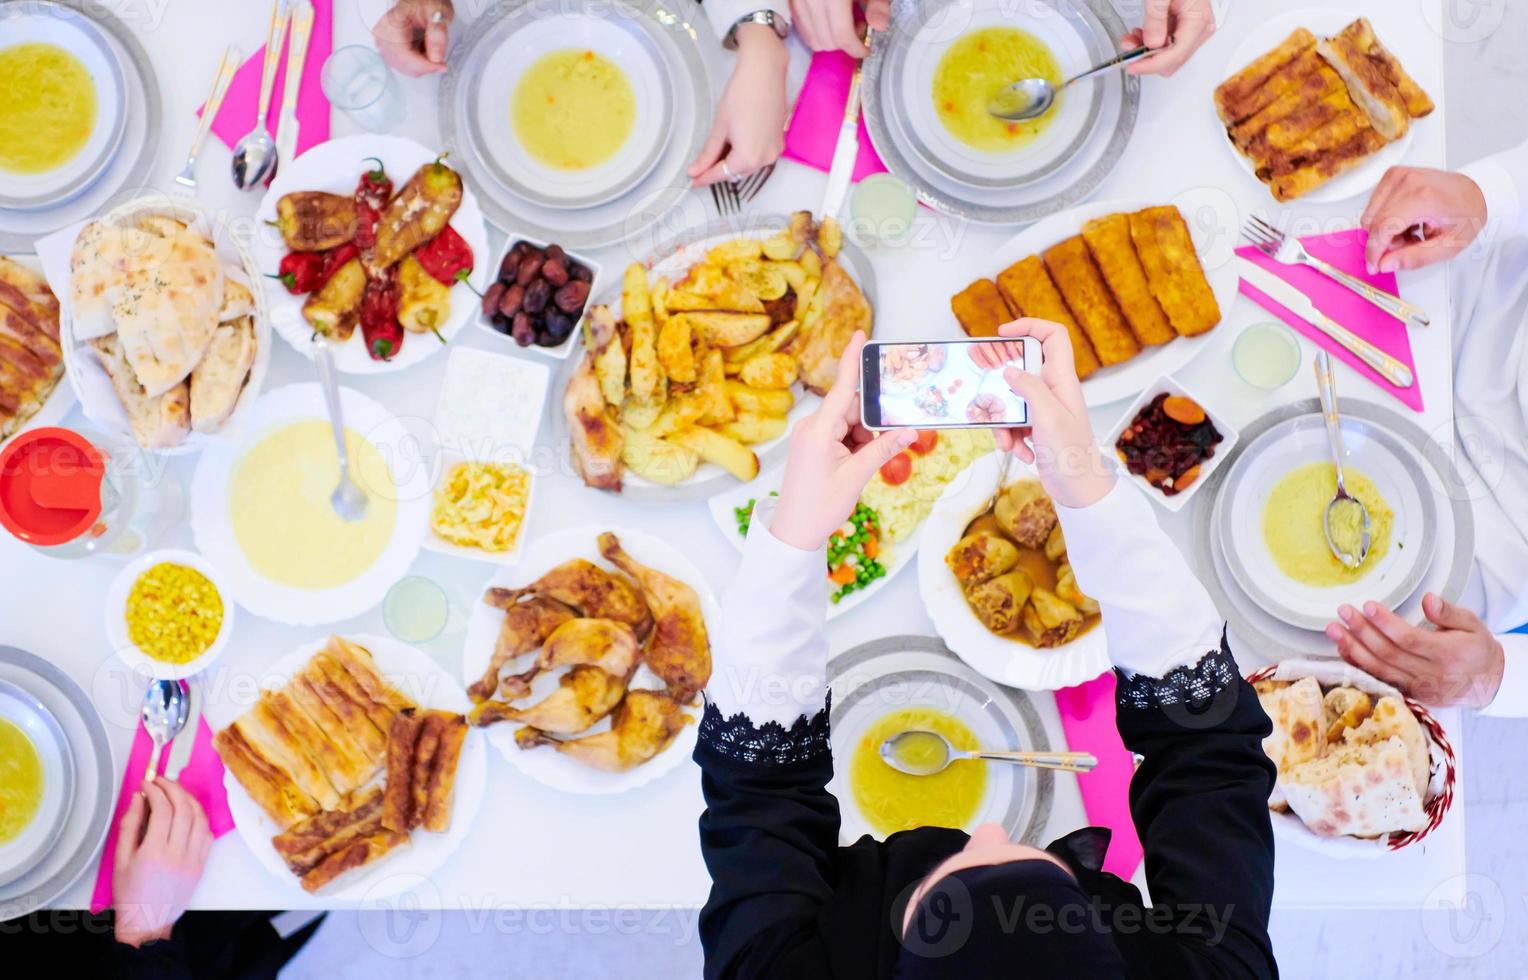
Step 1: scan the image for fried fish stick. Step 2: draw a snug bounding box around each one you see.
[1215,27,1318,124]
[1127,207,1221,336]
[422,713,468,833]
[1081,215,1174,347]
[950,279,1012,338]
[1042,237,1138,367]
[382,708,422,833]
[995,256,1100,379]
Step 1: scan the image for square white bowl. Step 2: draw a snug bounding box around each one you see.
[1103,375,1239,513]
[475,234,604,360]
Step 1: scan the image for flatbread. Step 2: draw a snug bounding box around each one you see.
[1340,695,1430,797]
[189,315,256,433]
[69,221,170,341]
[1256,675,1325,811]
[1282,736,1427,838]
[90,334,190,449]
[111,225,223,396]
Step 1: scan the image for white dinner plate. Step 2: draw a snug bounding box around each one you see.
[918,452,1111,691]
[961,196,1240,407]
[460,525,717,794]
[0,680,74,888]
[207,634,488,902]
[253,135,491,375]
[1215,413,1435,632]
[472,13,669,209]
[188,384,431,626]
[1216,8,1423,205]
[0,2,127,210]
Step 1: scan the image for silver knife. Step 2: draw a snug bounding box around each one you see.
[273,0,315,173]
[820,29,873,219]
[1238,260,1414,389]
[163,680,202,781]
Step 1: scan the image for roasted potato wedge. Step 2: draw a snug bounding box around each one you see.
[738,352,798,389]
[817,216,842,259]
[667,426,760,482]
[686,311,773,348]
[624,265,664,402]
[725,380,794,416]
[737,262,788,302]
[622,394,664,432]
[762,233,802,261]
[696,348,733,425]
[587,306,627,407]
[800,249,822,280]
[656,312,695,383]
[724,320,800,366]
[662,290,721,313]
[707,239,765,264]
[621,427,699,484]
[646,391,707,438]
[716,411,788,444]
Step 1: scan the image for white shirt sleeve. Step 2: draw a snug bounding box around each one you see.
[707,496,829,727]
[1481,632,1528,718]
[700,0,792,46]
[1460,139,1528,241]
[1054,476,1226,678]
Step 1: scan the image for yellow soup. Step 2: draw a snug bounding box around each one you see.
[512,49,635,171]
[1262,461,1395,587]
[931,27,1061,153]
[849,707,986,836]
[0,42,97,175]
[0,718,44,846]
[229,420,398,590]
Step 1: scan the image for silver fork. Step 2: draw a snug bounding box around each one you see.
[709,179,741,217]
[175,46,240,190]
[737,163,775,204]
[1242,215,1429,329]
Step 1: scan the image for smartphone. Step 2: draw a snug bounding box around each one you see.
[860,338,1043,430]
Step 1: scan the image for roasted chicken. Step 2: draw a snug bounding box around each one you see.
[486,559,652,636]
[497,617,640,701]
[469,664,627,734]
[598,532,712,703]
[515,690,691,772]
[467,595,577,702]
[565,318,624,490]
[794,257,871,395]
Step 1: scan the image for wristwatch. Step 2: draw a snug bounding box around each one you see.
[723,9,788,50]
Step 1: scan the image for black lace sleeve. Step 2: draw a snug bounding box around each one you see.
[697,694,832,767]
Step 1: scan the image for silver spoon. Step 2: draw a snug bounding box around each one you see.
[988,45,1159,122]
[1314,352,1371,568]
[231,0,291,190]
[315,339,369,521]
[880,729,1098,776]
[140,679,189,784]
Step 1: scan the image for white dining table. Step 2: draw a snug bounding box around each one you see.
[4,0,1464,913]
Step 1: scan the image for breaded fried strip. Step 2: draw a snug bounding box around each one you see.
[950,279,1013,338]
[382,709,422,834]
[1042,236,1138,367]
[1215,27,1318,124]
[234,701,342,810]
[1081,215,1174,347]
[422,713,468,833]
[299,831,408,894]
[213,725,320,828]
[995,256,1099,378]
[1127,207,1221,336]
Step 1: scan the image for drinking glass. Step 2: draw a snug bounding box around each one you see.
[322,45,406,133]
[1232,322,1303,390]
[383,576,451,645]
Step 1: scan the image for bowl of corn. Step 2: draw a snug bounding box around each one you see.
[106,549,234,680]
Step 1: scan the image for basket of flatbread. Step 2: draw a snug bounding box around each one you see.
[39,196,270,452]
[1249,658,1455,857]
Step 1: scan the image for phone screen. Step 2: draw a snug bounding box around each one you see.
[861,339,1034,429]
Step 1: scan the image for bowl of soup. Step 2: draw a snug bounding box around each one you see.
[0,679,74,888]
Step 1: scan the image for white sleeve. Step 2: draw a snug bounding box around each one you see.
[706,496,828,727]
[1054,476,1226,678]
[1459,139,1528,241]
[1481,632,1528,718]
[700,0,792,46]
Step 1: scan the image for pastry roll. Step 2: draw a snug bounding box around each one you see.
[422,713,468,833]
[1215,27,1318,125]
[1081,214,1174,347]
[382,709,422,833]
[272,787,385,876]
[1043,236,1138,367]
[212,724,321,828]
[1127,207,1221,336]
[995,256,1099,378]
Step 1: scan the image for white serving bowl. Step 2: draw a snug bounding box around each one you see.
[105,548,234,681]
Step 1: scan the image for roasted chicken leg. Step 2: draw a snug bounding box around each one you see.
[516,690,691,772]
[485,559,652,636]
[467,595,576,702]
[468,665,626,734]
[597,532,711,703]
[497,617,640,700]
[565,315,624,491]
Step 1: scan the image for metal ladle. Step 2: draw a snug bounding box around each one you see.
[315,340,368,522]
[140,679,189,784]
[880,729,1098,776]
[1314,351,1371,568]
[988,45,1159,122]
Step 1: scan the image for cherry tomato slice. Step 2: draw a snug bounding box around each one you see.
[909,430,940,455]
[879,452,913,486]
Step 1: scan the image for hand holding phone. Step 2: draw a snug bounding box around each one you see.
[859,336,1043,430]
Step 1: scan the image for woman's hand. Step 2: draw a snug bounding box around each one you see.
[1359,166,1488,274]
[789,0,890,57]
[770,331,916,549]
[1119,0,1216,78]
[969,340,1024,372]
[990,318,1114,509]
[112,779,212,948]
[689,26,789,186]
[372,0,453,77]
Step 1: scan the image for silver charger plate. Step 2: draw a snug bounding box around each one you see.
[827,635,1054,846]
[0,678,76,889]
[0,645,115,921]
[439,0,717,248]
[1191,399,1475,661]
[863,0,1139,224]
[0,0,161,252]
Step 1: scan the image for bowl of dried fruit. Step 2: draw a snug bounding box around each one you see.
[1106,377,1238,513]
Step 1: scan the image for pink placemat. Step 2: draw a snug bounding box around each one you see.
[89,714,234,915]
[783,51,886,181]
[1236,228,1422,413]
[200,0,334,158]
[1055,674,1143,881]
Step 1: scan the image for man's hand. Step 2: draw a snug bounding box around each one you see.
[1360,166,1488,274]
[113,780,212,948]
[373,0,453,77]
[789,0,890,58]
[1326,593,1506,708]
[1120,0,1216,78]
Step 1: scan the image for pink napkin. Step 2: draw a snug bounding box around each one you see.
[200,0,334,158]
[1236,228,1422,413]
[89,711,234,915]
[783,51,887,181]
[1054,674,1144,881]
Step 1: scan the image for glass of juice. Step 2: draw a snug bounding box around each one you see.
[849,173,918,248]
[383,576,451,645]
[1232,322,1302,390]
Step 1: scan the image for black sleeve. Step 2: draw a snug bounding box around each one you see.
[94,936,194,979]
[694,696,840,980]
[1113,634,1279,980]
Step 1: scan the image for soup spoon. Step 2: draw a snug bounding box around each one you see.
[988,45,1158,122]
[1314,351,1371,568]
[231,0,290,190]
[880,729,1098,776]
[141,679,189,784]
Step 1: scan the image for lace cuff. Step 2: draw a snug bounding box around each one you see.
[1116,637,1238,712]
[698,693,832,767]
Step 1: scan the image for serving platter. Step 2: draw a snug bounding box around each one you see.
[827,634,1054,845]
[918,452,1111,692]
[460,525,717,795]
[207,634,488,901]
[253,134,491,375]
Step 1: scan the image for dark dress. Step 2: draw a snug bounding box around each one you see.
[694,637,1279,979]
